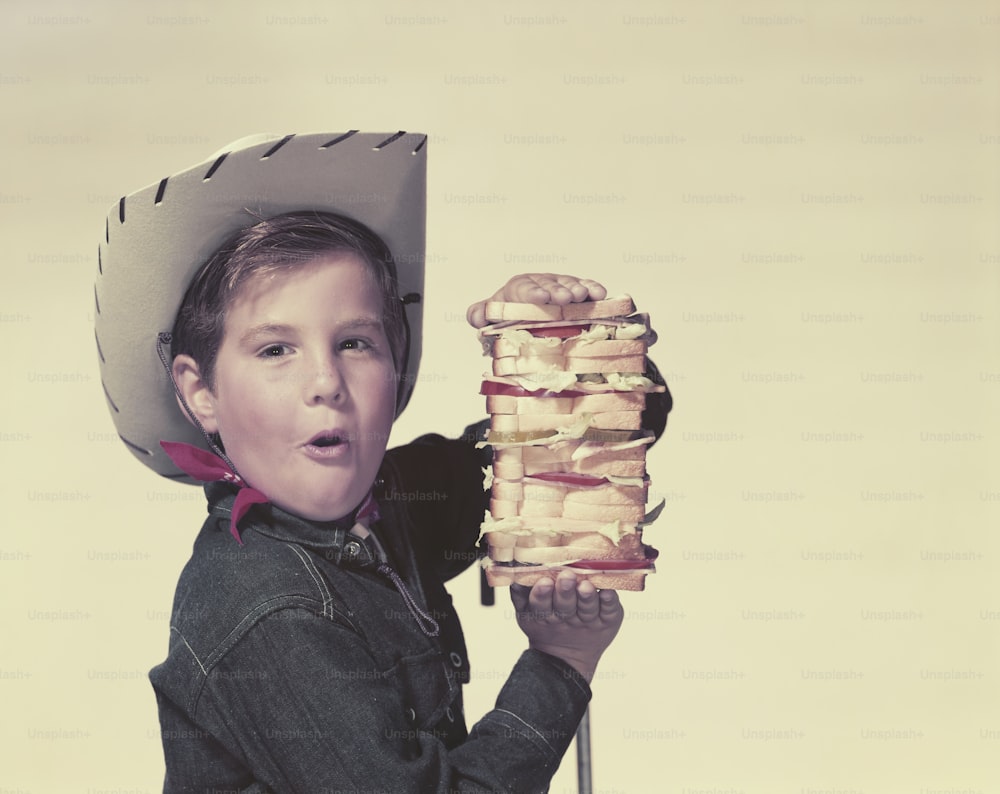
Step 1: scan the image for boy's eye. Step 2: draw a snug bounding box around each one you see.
[340,338,372,352]
[259,344,289,358]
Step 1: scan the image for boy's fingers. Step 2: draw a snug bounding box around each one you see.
[528,275,574,306]
[575,581,601,622]
[510,583,530,612]
[527,576,555,620]
[468,274,609,327]
[500,274,561,304]
[598,588,623,621]
[551,571,579,619]
[466,300,486,328]
[577,278,608,301]
[554,275,607,303]
[563,282,591,302]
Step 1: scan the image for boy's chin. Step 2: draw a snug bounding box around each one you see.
[270,493,366,524]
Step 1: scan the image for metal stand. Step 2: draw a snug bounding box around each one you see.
[576,706,592,794]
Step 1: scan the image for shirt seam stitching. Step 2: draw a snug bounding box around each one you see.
[285,541,334,618]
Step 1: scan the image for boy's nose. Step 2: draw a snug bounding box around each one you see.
[306,355,346,405]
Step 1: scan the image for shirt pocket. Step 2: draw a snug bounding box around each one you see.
[389,647,461,736]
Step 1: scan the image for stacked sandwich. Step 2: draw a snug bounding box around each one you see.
[477,296,664,591]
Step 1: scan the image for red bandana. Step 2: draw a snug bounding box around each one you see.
[159,441,381,545]
[160,441,269,545]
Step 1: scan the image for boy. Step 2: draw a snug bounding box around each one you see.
[95,132,670,792]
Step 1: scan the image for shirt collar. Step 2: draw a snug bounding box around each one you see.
[162,439,383,560]
[204,480,385,565]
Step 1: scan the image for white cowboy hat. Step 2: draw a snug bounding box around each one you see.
[94,131,427,482]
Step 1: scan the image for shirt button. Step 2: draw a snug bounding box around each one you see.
[343,541,361,559]
[446,707,454,722]
[449,652,462,668]
[406,707,416,723]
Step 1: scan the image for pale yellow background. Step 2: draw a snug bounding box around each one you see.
[1,1,998,792]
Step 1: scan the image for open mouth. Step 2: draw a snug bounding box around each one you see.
[307,432,347,448]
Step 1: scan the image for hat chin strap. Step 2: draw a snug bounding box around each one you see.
[155,332,246,480]
[397,291,421,415]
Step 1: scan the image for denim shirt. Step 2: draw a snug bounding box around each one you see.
[149,427,593,794]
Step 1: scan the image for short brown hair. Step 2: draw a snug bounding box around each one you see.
[171,210,407,393]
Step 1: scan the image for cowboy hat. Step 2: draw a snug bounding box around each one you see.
[94,131,427,482]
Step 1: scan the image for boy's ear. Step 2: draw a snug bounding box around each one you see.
[171,355,219,434]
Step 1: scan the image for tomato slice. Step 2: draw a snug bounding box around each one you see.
[527,472,608,487]
[566,560,654,570]
[529,324,590,338]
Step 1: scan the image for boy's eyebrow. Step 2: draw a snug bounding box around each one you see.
[238,318,383,346]
[239,323,297,347]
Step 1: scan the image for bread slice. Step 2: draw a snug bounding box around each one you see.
[491,456,647,480]
[490,498,647,523]
[478,315,651,340]
[491,479,647,505]
[483,563,652,592]
[487,392,645,416]
[490,411,643,433]
[493,441,646,467]
[493,354,647,377]
[492,337,647,360]
[484,295,636,323]
[495,442,647,466]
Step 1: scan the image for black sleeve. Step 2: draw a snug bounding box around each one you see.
[643,357,673,445]
[382,422,491,581]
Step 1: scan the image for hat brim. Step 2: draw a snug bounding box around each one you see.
[95,131,427,482]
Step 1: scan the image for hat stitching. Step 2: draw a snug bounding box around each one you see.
[319,130,358,149]
[260,134,294,159]
[97,246,102,274]
[102,380,119,413]
[203,153,228,181]
[373,131,405,150]
[413,135,427,154]
[154,178,168,205]
[94,330,104,364]
[93,285,100,316]
[119,434,152,457]
[118,196,125,224]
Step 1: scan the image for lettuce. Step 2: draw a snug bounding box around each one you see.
[570,435,655,460]
[511,369,581,393]
[575,325,615,343]
[597,521,630,545]
[614,322,649,340]
[605,372,656,391]
[604,474,648,487]
[478,512,527,540]
[638,499,666,527]
[498,328,560,355]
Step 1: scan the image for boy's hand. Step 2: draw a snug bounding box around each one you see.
[510,571,624,683]
[467,273,608,329]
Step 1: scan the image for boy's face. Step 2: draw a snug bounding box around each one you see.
[200,253,397,522]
